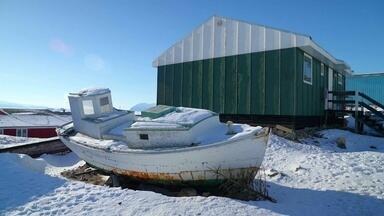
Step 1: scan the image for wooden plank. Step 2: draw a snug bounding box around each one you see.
[224,56,237,114]
[202,59,214,110]
[275,124,294,134]
[156,66,166,105]
[213,57,225,113]
[237,54,251,114]
[192,61,203,108]
[280,48,295,115]
[164,65,174,106]
[0,138,69,158]
[182,62,193,107]
[251,52,265,115]
[265,50,280,115]
[173,63,183,107]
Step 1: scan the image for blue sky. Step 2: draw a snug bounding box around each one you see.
[0,0,383,109]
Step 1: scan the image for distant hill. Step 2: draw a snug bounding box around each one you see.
[0,100,47,109]
[130,103,155,112]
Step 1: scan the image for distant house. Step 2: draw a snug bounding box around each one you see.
[0,111,72,138]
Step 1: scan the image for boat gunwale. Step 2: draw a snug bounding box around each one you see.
[59,127,269,155]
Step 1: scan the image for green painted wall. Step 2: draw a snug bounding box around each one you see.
[156,47,345,117]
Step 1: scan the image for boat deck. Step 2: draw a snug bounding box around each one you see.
[67,123,261,153]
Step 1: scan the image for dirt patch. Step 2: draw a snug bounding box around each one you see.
[61,164,274,202]
[61,164,108,185]
[273,126,324,142]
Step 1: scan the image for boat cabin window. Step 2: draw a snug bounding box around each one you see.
[16,128,27,137]
[303,53,313,85]
[82,100,95,115]
[100,96,111,113]
[139,134,149,140]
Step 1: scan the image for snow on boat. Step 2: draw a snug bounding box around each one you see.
[58,88,269,184]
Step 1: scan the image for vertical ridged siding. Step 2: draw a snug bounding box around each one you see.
[157,47,344,117]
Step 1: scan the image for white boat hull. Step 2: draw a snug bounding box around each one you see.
[59,128,268,184]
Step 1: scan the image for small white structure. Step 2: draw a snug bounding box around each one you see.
[125,107,220,149]
[68,88,134,139]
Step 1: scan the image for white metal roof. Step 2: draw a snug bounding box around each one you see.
[0,114,72,128]
[153,16,351,74]
[348,72,384,77]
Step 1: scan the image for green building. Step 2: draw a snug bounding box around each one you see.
[153,16,351,128]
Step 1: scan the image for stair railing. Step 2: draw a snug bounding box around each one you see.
[327,90,384,134]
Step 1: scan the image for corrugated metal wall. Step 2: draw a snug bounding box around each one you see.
[157,47,345,117]
[346,74,384,104]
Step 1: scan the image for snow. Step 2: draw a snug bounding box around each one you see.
[75,88,110,96]
[131,121,184,129]
[0,113,72,127]
[107,121,134,137]
[150,107,215,126]
[345,115,382,136]
[130,107,216,129]
[0,135,44,149]
[1,129,384,215]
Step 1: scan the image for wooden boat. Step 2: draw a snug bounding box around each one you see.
[57,88,269,185]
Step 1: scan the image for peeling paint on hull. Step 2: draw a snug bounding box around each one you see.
[111,167,261,182]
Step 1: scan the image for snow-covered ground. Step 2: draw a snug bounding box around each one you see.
[1,129,383,215]
[0,135,44,149]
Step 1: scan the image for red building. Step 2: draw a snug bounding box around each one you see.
[0,111,72,138]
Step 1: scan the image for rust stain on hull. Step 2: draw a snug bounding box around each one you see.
[112,168,178,181]
[111,167,261,182]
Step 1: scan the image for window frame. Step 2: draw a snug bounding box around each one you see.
[82,100,95,115]
[99,96,112,113]
[321,63,324,76]
[16,128,27,137]
[303,53,313,85]
[99,96,109,106]
[338,73,343,85]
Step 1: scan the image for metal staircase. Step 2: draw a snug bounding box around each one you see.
[326,91,384,135]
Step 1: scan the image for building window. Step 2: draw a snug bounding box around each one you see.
[338,73,343,85]
[0,129,3,135]
[321,63,324,76]
[16,128,27,137]
[82,100,95,115]
[303,53,313,85]
[100,96,112,113]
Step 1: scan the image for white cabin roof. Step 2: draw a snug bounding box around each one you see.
[153,16,351,75]
[71,88,110,97]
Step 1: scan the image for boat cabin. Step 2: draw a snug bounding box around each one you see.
[68,88,134,139]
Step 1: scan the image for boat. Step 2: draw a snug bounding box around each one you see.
[57,88,269,185]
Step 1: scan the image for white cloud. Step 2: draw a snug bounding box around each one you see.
[49,38,73,56]
[84,54,105,71]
